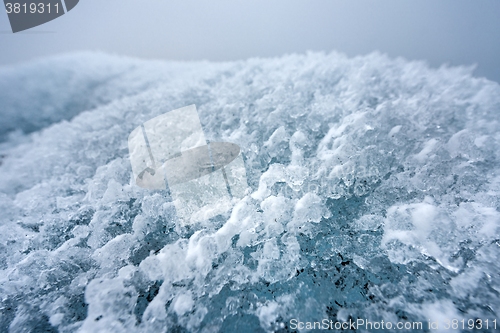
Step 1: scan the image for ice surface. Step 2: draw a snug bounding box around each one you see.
[0,51,499,332]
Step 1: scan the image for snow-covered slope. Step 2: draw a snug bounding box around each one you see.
[0,52,499,332]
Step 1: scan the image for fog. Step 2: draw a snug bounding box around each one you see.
[1,0,499,83]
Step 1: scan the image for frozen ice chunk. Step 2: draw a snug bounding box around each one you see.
[0,51,499,333]
[173,293,194,317]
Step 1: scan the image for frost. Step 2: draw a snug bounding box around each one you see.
[0,51,499,332]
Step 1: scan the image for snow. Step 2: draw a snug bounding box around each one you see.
[0,51,499,332]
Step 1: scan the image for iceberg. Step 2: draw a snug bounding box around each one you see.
[0,51,499,332]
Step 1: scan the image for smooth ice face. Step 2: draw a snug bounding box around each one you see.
[0,52,499,333]
[128,105,248,225]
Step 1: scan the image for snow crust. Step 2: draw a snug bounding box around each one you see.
[0,51,499,332]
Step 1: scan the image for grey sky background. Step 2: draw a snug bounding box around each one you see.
[1,0,499,83]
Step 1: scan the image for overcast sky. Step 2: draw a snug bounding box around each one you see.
[1,0,499,83]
